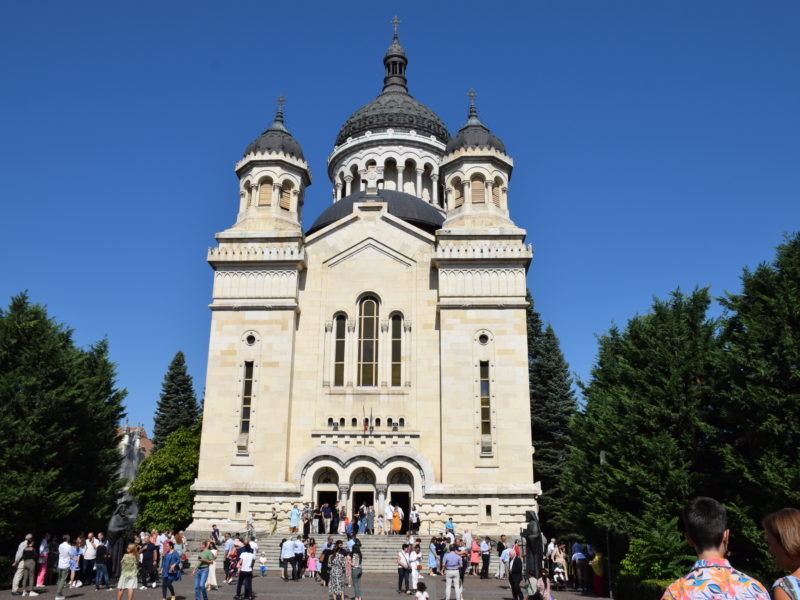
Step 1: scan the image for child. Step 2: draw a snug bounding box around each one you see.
[538,569,553,600]
[258,552,267,577]
[377,515,384,535]
[763,508,800,600]
[415,581,429,600]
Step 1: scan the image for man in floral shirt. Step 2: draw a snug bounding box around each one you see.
[662,497,769,600]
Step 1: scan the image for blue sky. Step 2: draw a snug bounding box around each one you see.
[2,1,798,431]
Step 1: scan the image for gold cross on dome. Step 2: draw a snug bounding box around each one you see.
[468,88,477,107]
[277,93,285,111]
[391,15,400,37]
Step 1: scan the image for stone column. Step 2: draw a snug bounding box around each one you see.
[338,484,351,513]
[502,186,509,210]
[335,181,343,201]
[396,165,405,192]
[272,183,281,215]
[346,319,356,387]
[322,321,333,387]
[344,175,353,197]
[485,180,494,206]
[376,484,388,516]
[358,169,367,192]
[463,180,471,205]
[431,173,439,206]
[415,168,423,197]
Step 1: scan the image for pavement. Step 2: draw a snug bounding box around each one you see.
[2,573,603,600]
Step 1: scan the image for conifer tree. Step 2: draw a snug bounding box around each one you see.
[530,324,577,536]
[0,293,126,553]
[152,351,198,450]
[714,232,800,577]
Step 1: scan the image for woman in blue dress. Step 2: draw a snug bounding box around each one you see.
[161,541,182,600]
[428,537,438,575]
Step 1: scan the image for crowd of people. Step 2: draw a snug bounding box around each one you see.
[9,498,800,600]
[269,500,422,537]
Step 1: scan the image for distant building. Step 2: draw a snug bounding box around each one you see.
[117,426,152,461]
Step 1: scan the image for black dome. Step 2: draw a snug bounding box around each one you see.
[307,189,444,235]
[244,105,304,160]
[445,94,506,155]
[334,27,450,147]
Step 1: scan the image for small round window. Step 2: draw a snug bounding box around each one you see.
[246,334,256,346]
[478,334,489,345]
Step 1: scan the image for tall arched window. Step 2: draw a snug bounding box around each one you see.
[471,176,486,203]
[280,181,293,210]
[492,177,502,207]
[357,296,379,386]
[391,314,402,387]
[452,178,463,208]
[258,177,273,205]
[333,315,346,387]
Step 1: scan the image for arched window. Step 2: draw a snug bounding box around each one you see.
[258,178,273,205]
[333,315,346,387]
[492,177,502,207]
[391,314,402,387]
[280,181,293,210]
[357,296,379,386]
[351,417,358,428]
[398,417,405,428]
[471,176,486,204]
[375,417,381,427]
[387,417,393,428]
[339,417,345,427]
[452,178,463,208]
[327,417,334,427]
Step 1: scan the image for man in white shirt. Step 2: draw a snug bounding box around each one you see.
[11,534,33,595]
[396,543,412,594]
[279,539,295,580]
[292,536,305,580]
[54,535,72,600]
[237,545,254,600]
[385,503,394,533]
[480,536,492,579]
[82,533,98,585]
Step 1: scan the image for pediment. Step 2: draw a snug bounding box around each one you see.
[323,237,416,268]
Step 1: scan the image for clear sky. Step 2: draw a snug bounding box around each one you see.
[2,1,798,431]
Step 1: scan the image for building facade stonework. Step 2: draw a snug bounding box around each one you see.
[191,24,540,535]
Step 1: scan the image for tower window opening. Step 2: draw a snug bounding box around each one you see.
[479,361,492,454]
[452,178,463,208]
[471,176,485,204]
[258,178,273,205]
[240,361,254,435]
[492,177,502,207]
[280,181,293,210]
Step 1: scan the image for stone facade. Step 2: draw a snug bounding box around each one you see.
[190,25,540,536]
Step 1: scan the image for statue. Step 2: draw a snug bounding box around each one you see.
[524,510,544,579]
[107,426,144,576]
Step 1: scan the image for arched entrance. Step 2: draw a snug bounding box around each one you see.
[388,467,414,534]
[313,467,339,509]
[350,467,376,517]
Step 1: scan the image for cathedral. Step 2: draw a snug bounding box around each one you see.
[191,21,539,535]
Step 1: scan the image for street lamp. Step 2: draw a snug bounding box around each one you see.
[600,450,613,599]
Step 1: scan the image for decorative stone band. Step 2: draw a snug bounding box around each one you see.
[235,149,311,182]
[437,267,528,298]
[207,245,306,266]
[432,243,532,262]
[439,145,514,167]
[212,268,299,300]
[328,128,446,171]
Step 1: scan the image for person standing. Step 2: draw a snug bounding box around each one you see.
[191,541,214,600]
[139,534,159,589]
[95,537,110,590]
[410,505,420,535]
[495,534,507,579]
[54,535,71,600]
[410,543,422,593]
[236,544,254,600]
[116,544,139,600]
[11,533,34,595]
[328,541,346,600]
[20,538,39,597]
[763,508,800,600]
[661,497,769,600]
[246,513,255,540]
[210,525,220,546]
[160,541,181,600]
[289,505,300,534]
[270,508,278,535]
[82,533,98,586]
[442,544,463,600]
[292,535,305,580]
[392,507,402,536]
[508,549,524,600]
[396,543,412,594]
[36,534,50,588]
[222,534,234,584]
[349,542,363,600]
[205,541,218,590]
[480,536,491,579]
[280,536,295,580]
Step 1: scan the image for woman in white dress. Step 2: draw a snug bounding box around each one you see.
[206,540,219,590]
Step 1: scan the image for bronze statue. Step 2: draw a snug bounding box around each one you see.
[524,510,544,578]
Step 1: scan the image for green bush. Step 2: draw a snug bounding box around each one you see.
[619,517,695,581]
[0,555,13,589]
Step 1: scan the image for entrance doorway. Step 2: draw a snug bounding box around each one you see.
[352,491,374,512]
[391,491,411,534]
[317,490,338,509]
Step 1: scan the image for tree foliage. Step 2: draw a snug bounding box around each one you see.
[152,351,198,450]
[0,293,126,551]
[129,422,200,531]
[528,290,577,537]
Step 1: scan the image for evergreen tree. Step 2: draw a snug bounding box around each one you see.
[129,422,200,531]
[714,232,800,577]
[152,351,198,450]
[561,289,720,543]
[531,324,577,537]
[0,293,126,553]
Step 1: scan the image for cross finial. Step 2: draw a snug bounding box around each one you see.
[391,15,400,39]
[467,88,478,119]
[274,93,285,123]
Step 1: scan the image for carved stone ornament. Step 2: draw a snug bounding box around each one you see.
[324,320,333,332]
[403,320,412,332]
[380,320,389,332]
[347,319,356,332]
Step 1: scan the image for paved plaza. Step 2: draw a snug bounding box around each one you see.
[3,573,597,600]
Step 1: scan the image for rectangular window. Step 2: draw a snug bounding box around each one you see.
[391,315,402,386]
[240,361,254,435]
[334,317,346,386]
[479,361,492,454]
[485,504,492,517]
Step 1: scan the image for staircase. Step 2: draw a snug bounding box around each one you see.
[184,531,427,573]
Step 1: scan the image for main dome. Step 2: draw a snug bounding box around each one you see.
[334,28,450,147]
